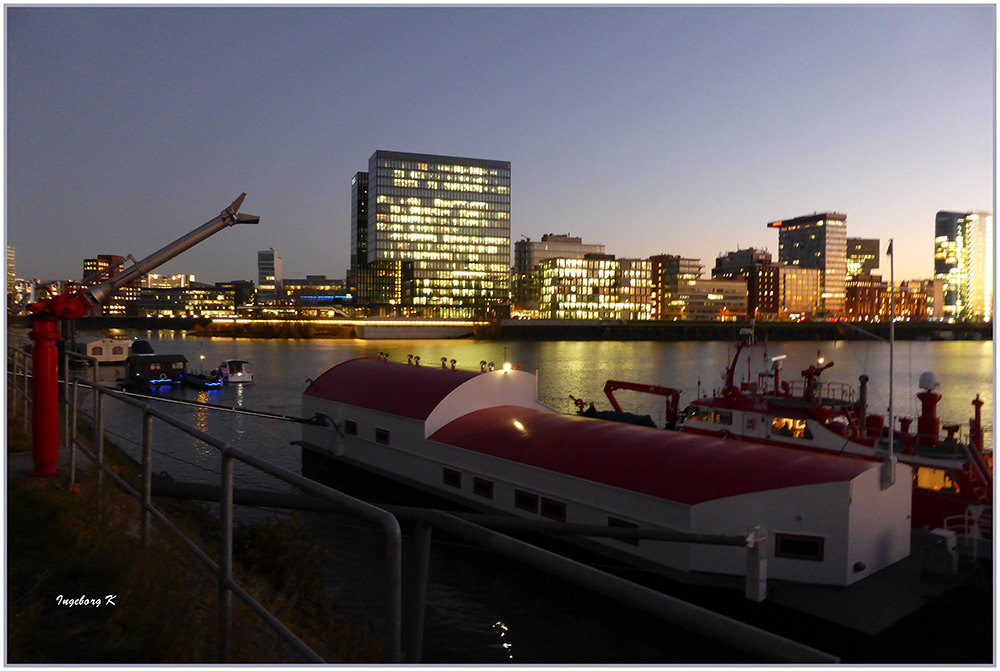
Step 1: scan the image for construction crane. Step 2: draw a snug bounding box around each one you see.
[27,193,259,476]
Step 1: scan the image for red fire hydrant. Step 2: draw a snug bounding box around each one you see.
[27,290,93,476]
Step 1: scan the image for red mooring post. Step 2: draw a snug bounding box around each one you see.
[29,316,61,476]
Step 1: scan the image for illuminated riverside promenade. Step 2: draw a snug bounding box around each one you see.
[21,315,993,342]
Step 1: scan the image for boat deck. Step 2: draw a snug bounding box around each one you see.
[664,528,990,635]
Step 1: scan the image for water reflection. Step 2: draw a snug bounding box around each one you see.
[492,621,513,661]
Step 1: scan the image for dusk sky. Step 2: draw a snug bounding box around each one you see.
[5,5,994,286]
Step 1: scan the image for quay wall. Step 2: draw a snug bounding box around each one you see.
[485,320,994,342]
[8,315,992,342]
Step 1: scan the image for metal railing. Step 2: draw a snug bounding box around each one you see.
[8,343,839,664]
[70,378,403,662]
[7,343,402,663]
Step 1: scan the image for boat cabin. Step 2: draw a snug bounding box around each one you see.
[125,353,188,387]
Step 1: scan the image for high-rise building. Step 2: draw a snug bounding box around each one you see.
[768,213,847,315]
[6,245,15,291]
[82,254,140,316]
[349,171,368,294]
[512,234,606,317]
[934,211,992,322]
[355,150,511,318]
[257,248,283,304]
[846,238,880,280]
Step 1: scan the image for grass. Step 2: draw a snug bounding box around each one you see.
[6,398,384,663]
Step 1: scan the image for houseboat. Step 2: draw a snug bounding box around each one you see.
[120,353,188,390]
[301,356,913,591]
[75,337,133,365]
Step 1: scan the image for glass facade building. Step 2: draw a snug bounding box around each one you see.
[356,150,511,318]
[82,254,140,316]
[934,211,993,322]
[768,213,847,316]
[512,234,606,317]
[538,255,650,320]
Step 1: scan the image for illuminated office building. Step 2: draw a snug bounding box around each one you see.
[355,150,511,318]
[538,255,650,320]
[935,211,993,322]
[144,273,194,288]
[768,213,847,315]
[138,284,237,317]
[512,233,606,317]
[846,238,880,280]
[6,245,14,291]
[82,254,140,316]
[779,265,821,320]
[650,255,702,320]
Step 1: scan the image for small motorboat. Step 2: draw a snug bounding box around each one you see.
[220,359,253,384]
[182,371,224,389]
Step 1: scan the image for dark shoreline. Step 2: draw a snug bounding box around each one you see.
[7,315,993,342]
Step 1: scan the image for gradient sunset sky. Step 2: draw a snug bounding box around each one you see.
[5,5,994,284]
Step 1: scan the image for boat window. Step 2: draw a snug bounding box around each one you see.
[689,406,732,425]
[515,489,538,513]
[344,420,358,436]
[375,428,390,445]
[540,498,567,522]
[173,362,185,370]
[770,417,812,440]
[443,468,461,488]
[473,477,494,499]
[150,363,161,371]
[913,466,958,493]
[92,347,104,356]
[608,517,640,546]
[112,346,124,355]
[689,406,713,422]
[774,533,824,561]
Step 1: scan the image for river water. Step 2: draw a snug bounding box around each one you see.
[32,329,997,662]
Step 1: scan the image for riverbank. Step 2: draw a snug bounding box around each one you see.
[9,315,992,341]
[5,405,380,663]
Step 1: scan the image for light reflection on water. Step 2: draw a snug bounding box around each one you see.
[59,329,994,663]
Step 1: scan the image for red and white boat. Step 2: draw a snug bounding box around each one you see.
[301,355,914,593]
[592,331,992,552]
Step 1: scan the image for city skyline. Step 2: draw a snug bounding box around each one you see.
[5,6,994,285]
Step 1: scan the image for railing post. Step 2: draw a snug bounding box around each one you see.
[141,410,154,548]
[745,526,767,602]
[220,451,234,662]
[406,516,434,663]
[384,522,403,663]
[70,379,79,485]
[96,386,105,491]
[20,350,28,432]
